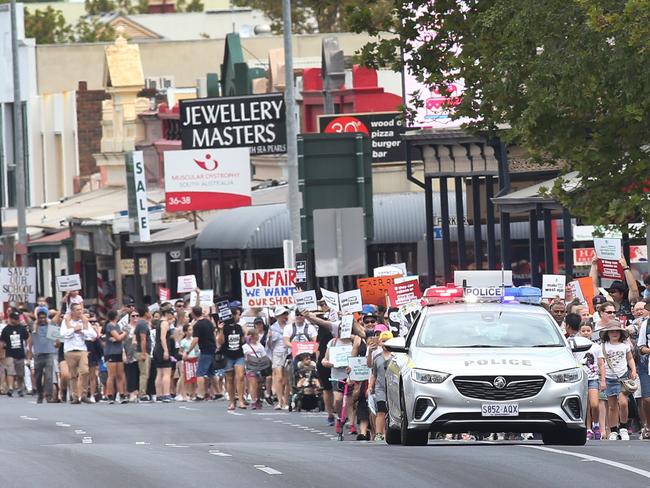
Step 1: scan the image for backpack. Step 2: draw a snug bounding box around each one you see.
[290,323,309,342]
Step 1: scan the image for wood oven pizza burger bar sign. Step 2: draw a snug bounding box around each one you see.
[180,93,287,155]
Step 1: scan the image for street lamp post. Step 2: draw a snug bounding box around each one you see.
[282,0,302,254]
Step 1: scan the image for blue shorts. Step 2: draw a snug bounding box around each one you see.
[224,356,245,372]
[587,379,599,390]
[197,353,216,378]
[640,373,650,399]
[605,376,626,397]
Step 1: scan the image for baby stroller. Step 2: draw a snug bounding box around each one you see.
[289,353,324,412]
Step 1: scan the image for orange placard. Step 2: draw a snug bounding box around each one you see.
[577,276,596,314]
[357,275,401,306]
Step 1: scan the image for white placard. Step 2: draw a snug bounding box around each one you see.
[56,274,82,292]
[0,267,37,303]
[193,289,214,306]
[374,263,407,277]
[177,275,197,293]
[542,274,567,299]
[330,344,353,368]
[594,238,621,261]
[348,356,371,381]
[294,290,318,311]
[46,324,61,341]
[339,315,354,339]
[339,289,363,313]
[320,288,340,311]
[240,268,296,308]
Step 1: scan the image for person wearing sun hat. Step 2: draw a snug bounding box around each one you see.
[596,319,637,440]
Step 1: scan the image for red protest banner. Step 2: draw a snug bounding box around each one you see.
[387,278,422,306]
[597,259,623,280]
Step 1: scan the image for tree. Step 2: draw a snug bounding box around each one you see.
[176,0,204,13]
[232,0,393,34]
[74,16,116,42]
[349,0,650,234]
[24,6,72,44]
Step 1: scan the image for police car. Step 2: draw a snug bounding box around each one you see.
[383,285,592,446]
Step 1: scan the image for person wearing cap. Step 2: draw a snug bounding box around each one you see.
[267,306,290,409]
[0,309,30,397]
[595,319,637,440]
[368,330,394,442]
[590,255,639,320]
[31,307,59,403]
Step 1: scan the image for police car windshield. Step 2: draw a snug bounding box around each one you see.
[417,311,564,348]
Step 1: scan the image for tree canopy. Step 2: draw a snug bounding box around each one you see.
[232,0,392,34]
[348,0,650,233]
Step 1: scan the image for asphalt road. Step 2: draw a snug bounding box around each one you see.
[2,396,650,488]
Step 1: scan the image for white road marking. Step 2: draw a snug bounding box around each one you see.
[523,446,650,480]
[20,416,38,421]
[178,406,199,411]
[290,424,301,427]
[227,411,245,417]
[273,420,283,423]
[55,422,71,427]
[165,443,189,448]
[209,450,232,457]
[75,430,87,435]
[135,442,150,445]
[254,465,282,475]
[251,412,287,416]
[318,432,329,436]
[82,437,93,444]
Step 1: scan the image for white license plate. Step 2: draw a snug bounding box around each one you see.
[481,403,519,417]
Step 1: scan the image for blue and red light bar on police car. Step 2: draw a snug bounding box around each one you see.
[422,285,542,305]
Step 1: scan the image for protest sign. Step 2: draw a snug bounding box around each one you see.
[177,275,197,293]
[542,275,567,299]
[159,287,171,302]
[373,263,407,277]
[568,277,596,314]
[320,288,340,311]
[594,238,623,280]
[339,289,363,313]
[291,342,318,358]
[294,290,318,311]
[339,315,354,339]
[357,276,399,306]
[348,356,371,381]
[331,344,353,368]
[240,268,296,308]
[215,296,234,324]
[46,324,61,341]
[387,278,422,306]
[0,267,36,303]
[193,289,214,306]
[56,274,82,292]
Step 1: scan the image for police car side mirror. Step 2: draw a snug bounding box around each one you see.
[568,336,592,353]
[384,337,408,353]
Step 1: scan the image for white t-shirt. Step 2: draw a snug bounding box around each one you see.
[595,342,630,379]
[243,342,267,359]
[283,322,317,343]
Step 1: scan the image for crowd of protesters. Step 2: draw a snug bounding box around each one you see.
[1,252,649,442]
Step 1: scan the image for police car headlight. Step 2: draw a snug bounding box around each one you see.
[412,369,450,384]
[549,367,582,383]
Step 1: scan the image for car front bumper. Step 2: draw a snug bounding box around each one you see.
[403,375,587,433]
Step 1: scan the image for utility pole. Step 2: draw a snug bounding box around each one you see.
[282,0,302,254]
[10,0,27,260]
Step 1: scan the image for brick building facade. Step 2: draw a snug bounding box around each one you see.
[76,81,108,187]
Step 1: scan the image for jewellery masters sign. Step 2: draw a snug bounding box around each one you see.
[180,93,287,155]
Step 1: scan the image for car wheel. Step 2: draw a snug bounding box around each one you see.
[542,428,586,446]
[385,407,401,445]
[399,390,429,446]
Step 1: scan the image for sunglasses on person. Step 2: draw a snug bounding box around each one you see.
[131,314,140,318]
[604,310,616,315]
[364,319,377,324]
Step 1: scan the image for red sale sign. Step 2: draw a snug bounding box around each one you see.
[163,147,252,212]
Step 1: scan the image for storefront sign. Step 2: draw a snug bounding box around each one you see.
[163,147,252,212]
[0,267,36,303]
[240,268,296,308]
[318,112,405,163]
[180,93,286,155]
[126,151,150,241]
[120,258,148,276]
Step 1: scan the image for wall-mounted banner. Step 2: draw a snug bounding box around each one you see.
[318,112,405,163]
[164,147,252,212]
[180,93,287,155]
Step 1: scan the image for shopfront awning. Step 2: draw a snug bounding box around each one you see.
[491,172,579,213]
